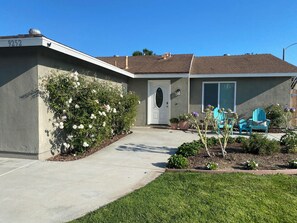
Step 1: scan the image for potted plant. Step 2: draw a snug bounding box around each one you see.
[169,118,179,130]
[178,113,190,130]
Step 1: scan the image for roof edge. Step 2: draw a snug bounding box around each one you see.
[190,73,297,78]
[0,36,135,78]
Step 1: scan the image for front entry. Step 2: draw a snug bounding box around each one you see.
[148,80,170,124]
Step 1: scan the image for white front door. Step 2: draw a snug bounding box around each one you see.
[148,80,170,124]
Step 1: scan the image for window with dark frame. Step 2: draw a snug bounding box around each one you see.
[203,82,235,111]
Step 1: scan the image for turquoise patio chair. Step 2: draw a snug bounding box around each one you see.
[213,107,233,134]
[238,119,250,134]
[248,108,270,134]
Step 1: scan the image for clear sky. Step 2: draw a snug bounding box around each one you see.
[1,0,297,65]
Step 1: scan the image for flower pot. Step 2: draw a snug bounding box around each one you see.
[179,121,189,130]
[170,123,178,130]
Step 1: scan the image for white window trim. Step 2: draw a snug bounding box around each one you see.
[202,81,237,112]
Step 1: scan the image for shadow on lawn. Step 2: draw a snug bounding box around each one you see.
[116,143,176,155]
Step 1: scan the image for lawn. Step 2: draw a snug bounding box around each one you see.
[72,172,297,223]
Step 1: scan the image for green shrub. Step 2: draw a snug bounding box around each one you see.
[178,113,191,121]
[265,104,286,128]
[288,159,297,168]
[205,162,218,170]
[245,160,259,170]
[243,134,280,155]
[227,137,236,144]
[208,137,219,147]
[280,131,297,153]
[169,118,179,123]
[41,71,139,154]
[167,154,189,169]
[176,141,202,157]
[235,136,247,144]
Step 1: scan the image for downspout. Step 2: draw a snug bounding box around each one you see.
[187,54,195,113]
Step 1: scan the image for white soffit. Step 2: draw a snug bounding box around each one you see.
[0,36,134,78]
[134,73,188,78]
[190,73,297,78]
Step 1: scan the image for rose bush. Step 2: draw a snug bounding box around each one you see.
[41,71,139,155]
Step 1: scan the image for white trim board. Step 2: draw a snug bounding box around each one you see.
[191,73,297,78]
[0,36,134,78]
[134,73,188,78]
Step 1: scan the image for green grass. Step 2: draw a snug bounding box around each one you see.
[72,172,297,223]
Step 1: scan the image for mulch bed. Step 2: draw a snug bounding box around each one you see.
[47,133,129,162]
[188,143,297,170]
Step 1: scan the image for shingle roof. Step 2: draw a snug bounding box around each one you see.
[97,54,194,74]
[191,54,297,74]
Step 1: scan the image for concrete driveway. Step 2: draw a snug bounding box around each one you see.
[0,127,198,223]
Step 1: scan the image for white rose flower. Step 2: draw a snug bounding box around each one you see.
[90,134,95,138]
[54,122,59,127]
[92,89,97,93]
[95,100,99,104]
[59,122,64,129]
[63,142,70,149]
[76,82,80,86]
[98,111,102,115]
[120,94,123,98]
[63,110,67,114]
[68,98,73,104]
[83,142,89,147]
[67,135,73,140]
[78,124,84,129]
[103,121,106,127]
[90,114,96,119]
[102,111,106,117]
[104,104,111,112]
[74,71,78,76]
[61,116,67,121]
[138,101,141,104]
[113,108,117,113]
[89,124,93,129]
[73,76,79,81]
[75,104,80,109]
[118,102,121,105]
[72,125,77,129]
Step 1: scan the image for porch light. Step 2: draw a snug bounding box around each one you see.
[175,89,181,96]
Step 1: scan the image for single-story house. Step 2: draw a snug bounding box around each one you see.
[1,31,297,159]
[98,53,297,126]
[0,33,133,159]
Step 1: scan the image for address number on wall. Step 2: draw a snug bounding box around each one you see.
[8,40,22,47]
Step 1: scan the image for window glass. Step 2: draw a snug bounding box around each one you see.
[156,87,163,108]
[204,83,218,109]
[219,83,235,110]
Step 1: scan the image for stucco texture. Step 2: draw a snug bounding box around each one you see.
[190,77,291,119]
[0,48,39,158]
[0,47,129,159]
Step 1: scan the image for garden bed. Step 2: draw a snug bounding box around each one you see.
[47,133,129,161]
[188,143,296,170]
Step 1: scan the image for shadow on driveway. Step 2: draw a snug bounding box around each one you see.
[116,143,176,155]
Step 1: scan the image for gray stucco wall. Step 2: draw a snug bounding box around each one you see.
[190,77,291,119]
[0,48,39,158]
[0,46,130,160]
[128,77,189,125]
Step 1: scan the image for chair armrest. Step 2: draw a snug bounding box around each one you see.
[266,119,271,126]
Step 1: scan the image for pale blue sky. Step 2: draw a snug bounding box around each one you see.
[1,0,297,65]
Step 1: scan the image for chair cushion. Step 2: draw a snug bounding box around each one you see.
[253,121,267,126]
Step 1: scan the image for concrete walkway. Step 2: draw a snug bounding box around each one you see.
[0,127,198,223]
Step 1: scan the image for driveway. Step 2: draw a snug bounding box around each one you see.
[0,127,198,223]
